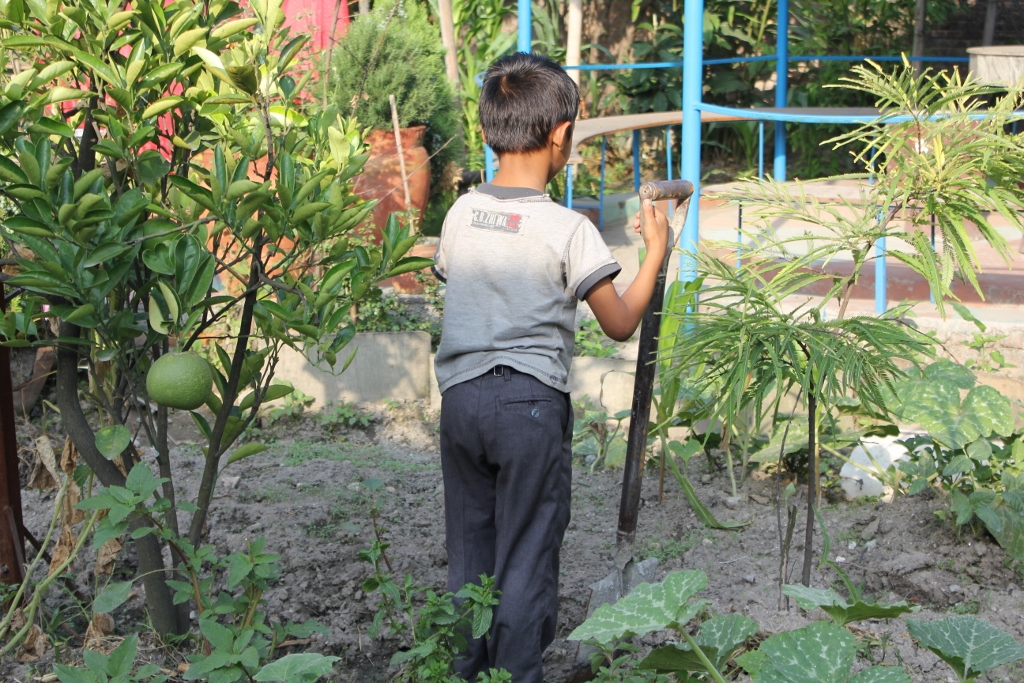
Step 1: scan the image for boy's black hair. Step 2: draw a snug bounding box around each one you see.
[479,52,579,155]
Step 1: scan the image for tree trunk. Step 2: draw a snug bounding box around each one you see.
[982,0,998,46]
[55,323,185,636]
[912,0,927,76]
[437,0,459,87]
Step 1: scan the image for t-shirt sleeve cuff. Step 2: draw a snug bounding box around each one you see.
[431,265,447,283]
[576,262,621,300]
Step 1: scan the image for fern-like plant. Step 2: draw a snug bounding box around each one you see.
[663,59,1024,592]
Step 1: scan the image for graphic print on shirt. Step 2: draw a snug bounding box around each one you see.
[469,209,526,234]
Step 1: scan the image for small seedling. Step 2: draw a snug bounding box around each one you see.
[319,400,375,430]
[576,318,618,358]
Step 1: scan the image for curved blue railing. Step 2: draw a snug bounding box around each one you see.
[560,54,969,71]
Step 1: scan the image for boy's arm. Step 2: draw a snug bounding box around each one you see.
[584,199,670,342]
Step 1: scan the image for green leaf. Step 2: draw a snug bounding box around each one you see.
[226,442,268,465]
[95,424,131,460]
[693,613,759,670]
[907,616,1024,680]
[847,668,913,683]
[83,243,130,268]
[28,118,75,138]
[782,584,913,627]
[923,358,976,390]
[106,633,138,677]
[752,621,856,683]
[567,570,709,643]
[983,501,1024,563]
[149,295,169,335]
[0,100,24,135]
[137,150,171,185]
[125,462,161,497]
[963,385,1014,437]
[54,664,99,683]
[93,580,133,613]
[384,257,434,279]
[253,653,340,681]
[173,27,207,56]
[141,95,184,119]
[639,643,719,675]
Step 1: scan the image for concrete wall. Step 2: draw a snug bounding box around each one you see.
[275,331,431,405]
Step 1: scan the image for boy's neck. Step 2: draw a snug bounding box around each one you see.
[491,151,557,193]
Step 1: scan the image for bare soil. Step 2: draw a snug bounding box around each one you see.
[8,400,1024,682]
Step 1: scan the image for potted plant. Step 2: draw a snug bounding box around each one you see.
[330,0,460,241]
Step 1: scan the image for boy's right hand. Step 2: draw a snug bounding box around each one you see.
[632,198,670,259]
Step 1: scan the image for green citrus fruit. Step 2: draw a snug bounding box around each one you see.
[146,352,214,410]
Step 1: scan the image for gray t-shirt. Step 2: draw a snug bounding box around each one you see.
[433,184,621,394]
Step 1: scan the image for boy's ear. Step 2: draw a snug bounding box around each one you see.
[550,120,574,149]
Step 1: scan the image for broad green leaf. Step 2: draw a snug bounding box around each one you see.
[782,584,913,626]
[963,385,1013,438]
[847,667,912,683]
[694,613,759,670]
[639,643,719,675]
[752,621,856,683]
[53,664,98,683]
[567,570,709,643]
[95,424,131,460]
[93,580,133,613]
[907,616,1024,680]
[923,359,976,390]
[983,501,1024,563]
[253,653,340,681]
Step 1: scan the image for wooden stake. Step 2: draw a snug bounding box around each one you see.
[389,94,414,232]
[566,0,583,87]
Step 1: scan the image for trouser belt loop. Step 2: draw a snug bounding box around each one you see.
[493,365,513,381]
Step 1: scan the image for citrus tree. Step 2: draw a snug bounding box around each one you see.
[0,0,428,636]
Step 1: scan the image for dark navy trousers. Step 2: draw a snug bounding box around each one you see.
[440,366,573,683]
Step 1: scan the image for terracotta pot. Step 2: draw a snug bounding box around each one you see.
[355,125,430,242]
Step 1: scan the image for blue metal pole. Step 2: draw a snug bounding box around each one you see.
[666,127,674,219]
[517,0,531,52]
[773,0,788,181]
[633,129,641,192]
[680,0,703,282]
[875,234,887,313]
[599,136,607,231]
[758,121,765,179]
[484,145,495,182]
[565,164,573,209]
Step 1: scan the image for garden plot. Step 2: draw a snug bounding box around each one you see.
[10,401,1024,683]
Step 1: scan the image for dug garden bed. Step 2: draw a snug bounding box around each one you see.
[8,399,1024,682]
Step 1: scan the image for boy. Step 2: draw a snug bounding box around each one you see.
[432,52,670,682]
